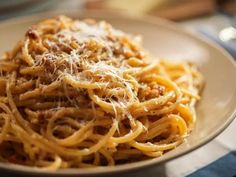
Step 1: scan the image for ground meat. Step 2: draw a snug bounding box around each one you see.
[26,27,39,40]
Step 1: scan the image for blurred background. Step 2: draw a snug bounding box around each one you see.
[0,0,235,21]
[0,0,236,57]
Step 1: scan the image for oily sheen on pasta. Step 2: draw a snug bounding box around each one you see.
[0,16,203,170]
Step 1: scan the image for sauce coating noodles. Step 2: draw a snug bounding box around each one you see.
[0,16,203,170]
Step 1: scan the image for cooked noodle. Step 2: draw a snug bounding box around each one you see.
[0,16,203,170]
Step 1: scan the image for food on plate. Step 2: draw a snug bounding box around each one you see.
[0,16,203,170]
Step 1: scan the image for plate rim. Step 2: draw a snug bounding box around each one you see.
[0,9,236,176]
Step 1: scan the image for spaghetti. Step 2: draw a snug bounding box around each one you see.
[0,16,203,170]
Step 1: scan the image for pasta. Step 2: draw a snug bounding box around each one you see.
[0,16,203,170]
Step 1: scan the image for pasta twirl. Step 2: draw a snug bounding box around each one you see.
[0,16,203,170]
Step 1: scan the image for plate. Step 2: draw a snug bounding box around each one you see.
[0,10,235,176]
